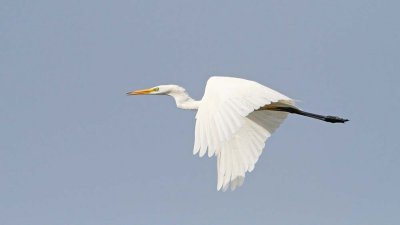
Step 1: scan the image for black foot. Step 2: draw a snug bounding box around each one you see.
[325,116,349,123]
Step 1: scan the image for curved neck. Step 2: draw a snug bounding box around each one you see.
[168,90,200,110]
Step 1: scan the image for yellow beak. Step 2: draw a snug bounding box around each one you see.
[126,88,154,95]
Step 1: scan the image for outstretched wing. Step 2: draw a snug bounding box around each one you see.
[193,76,294,191]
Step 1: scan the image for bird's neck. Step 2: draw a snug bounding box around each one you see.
[168,90,200,110]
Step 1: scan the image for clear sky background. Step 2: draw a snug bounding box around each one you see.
[1,1,399,224]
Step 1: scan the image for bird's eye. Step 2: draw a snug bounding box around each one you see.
[153,87,159,92]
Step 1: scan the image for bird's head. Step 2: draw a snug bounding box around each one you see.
[126,85,183,96]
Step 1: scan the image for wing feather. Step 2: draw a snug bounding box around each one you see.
[194,76,294,190]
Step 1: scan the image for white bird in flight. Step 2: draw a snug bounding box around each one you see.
[127,76,348,191]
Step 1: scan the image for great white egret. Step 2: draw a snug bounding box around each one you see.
[127,76,348,191]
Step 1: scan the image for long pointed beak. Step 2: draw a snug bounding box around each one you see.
[126,88,154,95]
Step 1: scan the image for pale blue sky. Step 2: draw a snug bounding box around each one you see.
[1,1,399,224]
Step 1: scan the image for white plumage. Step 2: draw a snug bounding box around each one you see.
[193,77,293,190]
[127,76,347,191]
